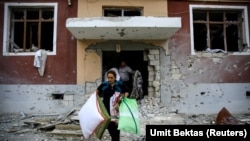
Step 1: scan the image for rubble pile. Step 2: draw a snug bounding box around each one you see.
[0,95,249,141]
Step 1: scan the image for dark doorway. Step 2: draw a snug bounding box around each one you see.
[102,51,148,96]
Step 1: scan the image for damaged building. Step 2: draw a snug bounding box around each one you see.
[0,0,250,117]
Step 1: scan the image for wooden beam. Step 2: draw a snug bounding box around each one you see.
[207,11,211,49]
[223,12,228,51]
[23,10,27,51]
[38,9,42,49]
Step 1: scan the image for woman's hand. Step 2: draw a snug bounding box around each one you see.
[124,92,129,97]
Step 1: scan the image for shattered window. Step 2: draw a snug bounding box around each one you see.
[3,3,57,55]
[103,7,143,17]
[193,9,247,53]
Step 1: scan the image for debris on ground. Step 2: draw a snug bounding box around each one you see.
[0,97,249,141]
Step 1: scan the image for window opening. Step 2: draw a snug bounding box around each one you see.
[52,93,64,100]
[246,91,250,97]
[8,7,54,53]
[193,9,245,52]
[103,7,143,17]
[3,3,57,56]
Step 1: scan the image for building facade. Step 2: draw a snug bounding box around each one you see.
[0,0,78,114]
[0,0,250,115]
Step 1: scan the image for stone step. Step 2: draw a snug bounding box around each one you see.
[55,124,81,130]
[48,129,83,137]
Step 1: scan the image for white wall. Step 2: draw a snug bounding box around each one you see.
[0,85,86,114]
[0,83,249,115]
[161,83,250,115]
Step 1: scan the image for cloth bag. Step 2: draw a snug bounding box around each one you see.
[78,93,111,139]
[110,91,121,121]
[95,95,111,139]
[118,97,140,135]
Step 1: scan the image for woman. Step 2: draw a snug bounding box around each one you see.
[96,70,129,141]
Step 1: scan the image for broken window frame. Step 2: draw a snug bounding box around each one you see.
[189,5,250,55]
[103,6,143,17]
[3,3,58,56]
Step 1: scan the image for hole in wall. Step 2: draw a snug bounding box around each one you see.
[200,92,206,95]
[102,50,148,96]
[52,93,64,100]
[246,91,250,97]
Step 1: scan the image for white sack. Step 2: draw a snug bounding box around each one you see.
[78,93,104,139]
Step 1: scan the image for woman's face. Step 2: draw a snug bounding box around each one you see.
[107,73,116,85]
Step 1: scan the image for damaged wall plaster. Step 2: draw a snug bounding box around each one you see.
[159,47,250,114]
[0,85,85,114]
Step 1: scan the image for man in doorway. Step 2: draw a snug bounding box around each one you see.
[118,60,134,94]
